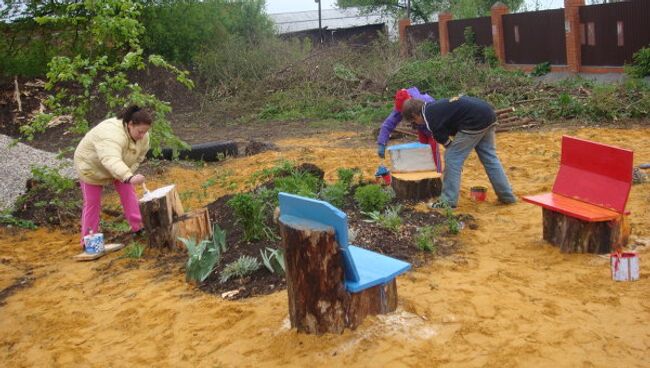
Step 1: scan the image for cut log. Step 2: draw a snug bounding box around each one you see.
[542,208,630,254]
[139,185,184,248]
[279,217,398,334]
[173,208,212,250]
[391,171,442,201]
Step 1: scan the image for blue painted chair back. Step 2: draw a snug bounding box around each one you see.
[278,192,361,282]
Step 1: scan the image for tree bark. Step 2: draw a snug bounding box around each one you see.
[173,208,212,250]
[139,185,184,248]
[542,208,630,254]
[391,172,442,201]
[279,216,399,334]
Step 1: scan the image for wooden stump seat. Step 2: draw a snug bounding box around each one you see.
[278,192,411,334]
[522,136,633,254]
[386,142,442,201]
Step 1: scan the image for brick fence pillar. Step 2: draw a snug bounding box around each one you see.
[564,0,585,73]
[398,18,412,57]
[490,2,509,65]
[438,12,453,56]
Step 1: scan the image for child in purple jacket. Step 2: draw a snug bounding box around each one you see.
[376,87,442,172]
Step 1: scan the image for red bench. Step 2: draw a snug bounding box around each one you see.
[523,136,633,254]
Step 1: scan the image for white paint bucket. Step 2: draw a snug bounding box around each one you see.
[610,252,639,282]
[83,232,105,254]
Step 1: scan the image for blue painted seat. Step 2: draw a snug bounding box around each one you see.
[278,192,411,293]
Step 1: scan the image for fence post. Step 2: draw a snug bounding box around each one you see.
[398,18,412,57]
[564,0,585,73]
[490,2,509,66]
[438,12,453,55]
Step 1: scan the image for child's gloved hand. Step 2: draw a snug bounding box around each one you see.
[377,144,386,158]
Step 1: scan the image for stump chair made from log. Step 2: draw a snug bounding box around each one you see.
[278,192,411,334]
[522,136,633,254]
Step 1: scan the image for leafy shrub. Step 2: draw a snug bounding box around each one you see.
[354,184,393,213]
[0,211,37,229]
[227,193,270,242]
[260,247,285,275]
[319,182,348,208]
[531,62,551,77]
[336,167,359,189]
[273,171,321,198]
[483,47,499,68]
[181,236,220,283]
[415,226,438,252]
[220,255,261,283]
[626,46,650,78]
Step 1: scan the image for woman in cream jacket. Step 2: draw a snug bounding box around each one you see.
[74,105,151,245]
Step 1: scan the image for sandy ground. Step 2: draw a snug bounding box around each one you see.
[1,127,649,367]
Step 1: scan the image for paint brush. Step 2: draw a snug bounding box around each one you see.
[142,183,151,196]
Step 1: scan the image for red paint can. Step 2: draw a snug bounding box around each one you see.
[470,186,487,202]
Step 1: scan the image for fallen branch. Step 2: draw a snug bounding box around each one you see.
[495,107,515,115]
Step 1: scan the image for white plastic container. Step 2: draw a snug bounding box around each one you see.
[387,142,436,173]
[610,252,639,282]
[83,232,105,254]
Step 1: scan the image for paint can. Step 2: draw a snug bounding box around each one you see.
[470,186,487,202]
[83,232,105,254]
[610,252,639,281]
[375,165,392,186]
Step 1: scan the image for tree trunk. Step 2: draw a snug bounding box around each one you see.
[542,208,630,254]
[139,185,184,248]
[391,172,442,201]
[173,208,212,250]
[279,216,399,334]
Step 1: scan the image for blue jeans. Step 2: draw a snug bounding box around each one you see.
[440,125,516,207]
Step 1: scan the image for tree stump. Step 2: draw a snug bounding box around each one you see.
[279,216,398,334]
[391,172,442,201]
[173,208,213,250]
[139,185,184,248]
[542,208,631,254]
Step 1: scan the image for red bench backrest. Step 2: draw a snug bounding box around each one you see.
[553,136,633,213]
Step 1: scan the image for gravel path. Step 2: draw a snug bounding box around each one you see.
[0,134,76,211]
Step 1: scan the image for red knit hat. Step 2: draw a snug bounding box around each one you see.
[394,88,411,112]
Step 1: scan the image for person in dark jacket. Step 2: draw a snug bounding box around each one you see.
[401,96,516,208]
[376,87,442,172]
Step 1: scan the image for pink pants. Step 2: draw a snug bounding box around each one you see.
[80,180,143,245]
[418,130,443,173]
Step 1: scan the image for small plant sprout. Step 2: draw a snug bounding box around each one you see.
[260,247,286,275]
[124,241,146,259]
[336,167,360,189]
[220,255,261,284]
[415,226,438,253]
[362,205,403,233]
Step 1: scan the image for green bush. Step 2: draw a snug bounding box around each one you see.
[626,46,650,78]
[319,182,348,208]
[362,205,403,233]
[274,171,321,198]
[354,184,393,213]
[227,193,269,242]
[336,167,359,189]
[531,62,551,77]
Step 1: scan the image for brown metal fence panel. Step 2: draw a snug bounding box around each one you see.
[580,1,650,66]
[405,22,439,52]
[503,9,566,65]
[448,16,492,51]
